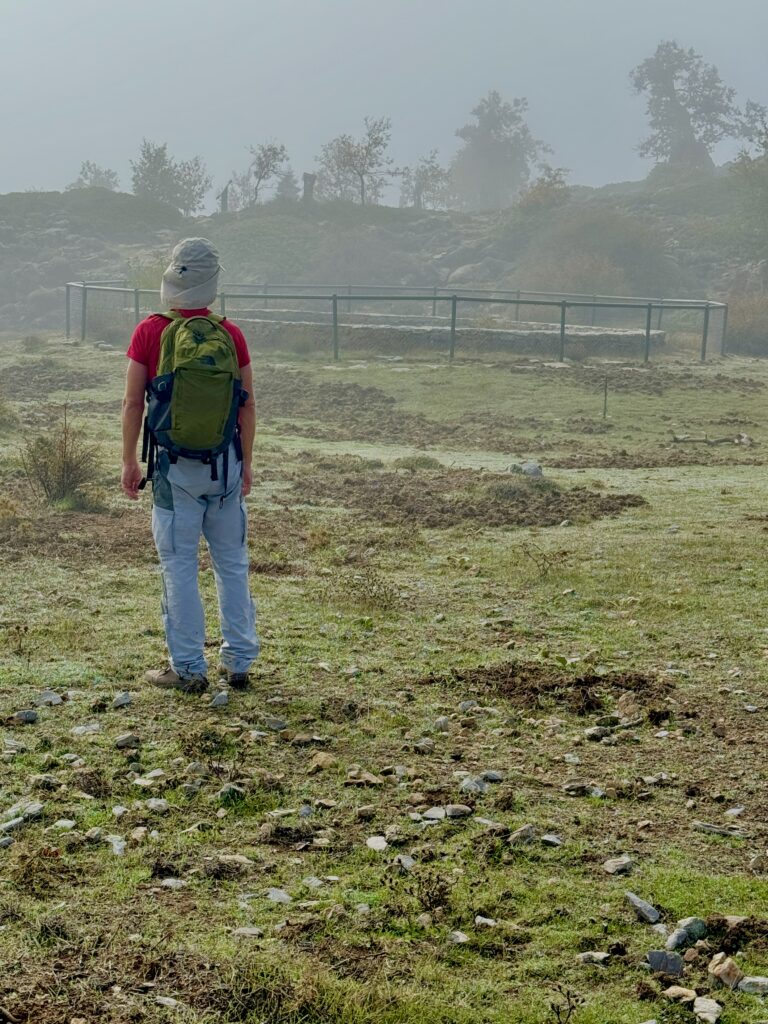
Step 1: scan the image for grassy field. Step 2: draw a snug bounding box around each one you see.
[0,335,767,1023]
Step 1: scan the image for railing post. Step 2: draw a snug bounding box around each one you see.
[80,282,87,342]
[347,283,353,314]
[700,303,711,363]
[133,288,141,325]
[65,284,71,339]
[644,303,653,363]
[432,285,437,318]
[721,303,729,356]
[332,294,339,361]
[515,289,521,322]
[449,295,457,361]
[656,299,664,331]
[559,301,567,361]
[220,292,227,317]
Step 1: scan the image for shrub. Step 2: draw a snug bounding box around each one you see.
[724,293,768,355]
[21,406,101,506]
[21,334,47,354]
[0,396,18,432]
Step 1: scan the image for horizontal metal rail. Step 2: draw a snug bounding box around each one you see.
[64,280,728,362]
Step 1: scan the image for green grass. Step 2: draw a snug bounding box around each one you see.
[1,335,767,1022]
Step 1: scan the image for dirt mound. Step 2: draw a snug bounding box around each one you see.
[286,455,646,529]
[0,359,103,399]
[550,448,767,469]
[521,363,766,396]
[416,661,670,714]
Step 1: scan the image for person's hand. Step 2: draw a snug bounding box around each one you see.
[121,459,143,500]
[241,463,253,498]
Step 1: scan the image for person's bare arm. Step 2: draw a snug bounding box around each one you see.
[121,359,148,499]
[239,363,256,497]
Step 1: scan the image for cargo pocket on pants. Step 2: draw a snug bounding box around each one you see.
[152,507,175,556]
[240,502,248,547]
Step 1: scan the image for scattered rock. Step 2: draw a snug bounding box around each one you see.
[35,690,63,707]
[692,996,722,1023]
[603,854,633,875]
[12,710,38,725]
[307,752,338,774]
[71,722,100,736]
[115,733,140,749]
[648,950,684,976]
[209,691,229,708]
[474,915,496,929]
[459,776,488,796]
[233,926,264,938]
[626,892,661,924]
[541,834,563,847]
[577,951,611,965]
[445,804,472,819]
[111,691,132,709]
[662,985,697,1003]
[366,836,388,851]
[217,784,246,804]
[666,927,692,950]
[356,805,376,821]
[414,738,435,754]
[423,807,446,821]
[708,953,744,989]
[449,930,469,944]
[692,820,750,839]
[738,976,768,994]
[508,824,537,845]
[266,887,291,904]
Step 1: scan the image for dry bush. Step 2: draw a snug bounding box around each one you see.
[725,293,768,355]
[0,395,18,432]
[20,334,47,354]
[21,405,102,507]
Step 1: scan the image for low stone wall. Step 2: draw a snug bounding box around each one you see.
[238,315,666,359]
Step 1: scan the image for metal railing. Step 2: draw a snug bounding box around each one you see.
[65,280,728,363]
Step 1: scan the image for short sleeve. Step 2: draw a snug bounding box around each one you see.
[126,320,151,365]
[225,321,251,369]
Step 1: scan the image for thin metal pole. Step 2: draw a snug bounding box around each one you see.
[644,303,653,363]
[432,285,437,318]
[65,284,71,339]
[347,283,353,314]
[332,294,339,361]
[721,303,729,356]
[656,299,664,331]
[700,303,711,363]
[449,295,457,361]
[80,283,87,342]
[559,301,567,361]
[133,288,141,325]
[515,289,521,321]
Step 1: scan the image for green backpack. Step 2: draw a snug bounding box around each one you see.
[141,312,246,488]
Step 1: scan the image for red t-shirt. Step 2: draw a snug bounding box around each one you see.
[126,308,250,380]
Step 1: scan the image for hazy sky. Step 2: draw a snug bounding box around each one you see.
[2,0,766,204]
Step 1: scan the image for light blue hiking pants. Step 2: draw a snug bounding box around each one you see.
[151,444,259,678]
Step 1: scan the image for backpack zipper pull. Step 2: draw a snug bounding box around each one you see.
[219,495,225,510]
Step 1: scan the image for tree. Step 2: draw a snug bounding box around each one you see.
[130,140,211,214]
[274,167,300,203]
[515,165,571,212]
[228,141,288,209]
[316,116,396,205]
[400,150,451,209]
[630,41,767,169]
[731,114,768,258]
[451,91,551,211]
[66,161,120,191]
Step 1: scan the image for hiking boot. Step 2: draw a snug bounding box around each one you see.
[145,665,208,695]
[219,666,250,691]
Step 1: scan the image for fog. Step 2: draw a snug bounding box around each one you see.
[2,0,766,202]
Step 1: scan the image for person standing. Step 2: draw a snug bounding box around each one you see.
[120,238,259,693]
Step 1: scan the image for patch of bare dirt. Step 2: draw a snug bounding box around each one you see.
[550,448,767,469]
[415,661,671,714]
[286,455,646,529]
[0,360,103,400]
[517,363,766,396]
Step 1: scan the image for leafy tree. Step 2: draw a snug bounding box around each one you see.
[400,150,451,209]
[731,114,768,258]
[66,161,120,191]
[630,41,767,169]
[451,91,550,211]
[228,141,289,209]
[317,116,396,205]
[130,140,211,214]
[274,167,300,203]
[175,155,213,216]
[515,166,571,212]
